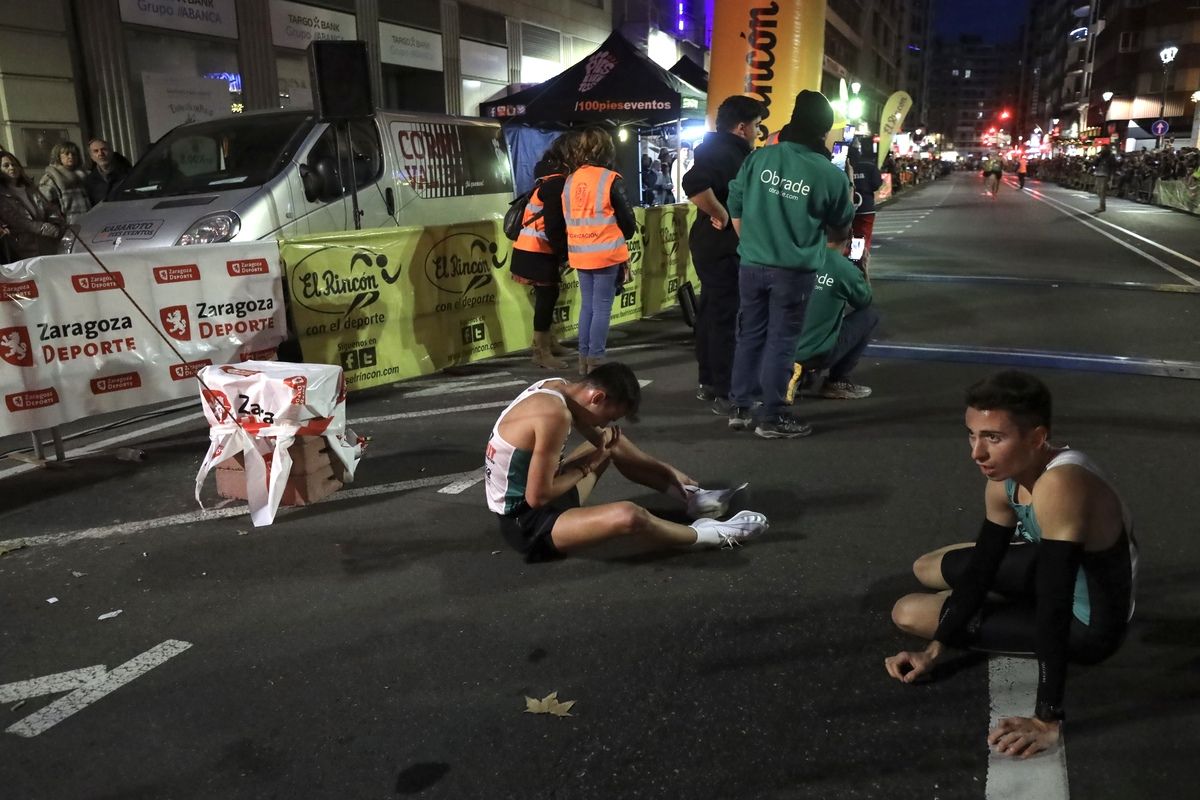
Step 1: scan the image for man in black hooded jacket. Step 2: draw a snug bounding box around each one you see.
[682,95,765,414]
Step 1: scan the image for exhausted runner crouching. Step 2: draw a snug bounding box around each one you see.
[485,362,767,561]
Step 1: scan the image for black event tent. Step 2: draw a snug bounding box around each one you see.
[479,30,705,127]
[669,55,708,93]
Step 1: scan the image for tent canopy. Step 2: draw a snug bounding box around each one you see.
[480,31,705,127]
[669,55,708,93]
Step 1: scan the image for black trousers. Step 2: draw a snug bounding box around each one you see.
[694,251,740,395]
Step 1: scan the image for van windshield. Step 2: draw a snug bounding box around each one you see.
[111,112,316,200]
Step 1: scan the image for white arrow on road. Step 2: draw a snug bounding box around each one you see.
[2,639,192,737]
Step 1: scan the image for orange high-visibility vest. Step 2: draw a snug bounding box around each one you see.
[563,165,630,269]
[514,174,564,255]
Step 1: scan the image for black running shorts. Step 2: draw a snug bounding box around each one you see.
[495,487,580,563]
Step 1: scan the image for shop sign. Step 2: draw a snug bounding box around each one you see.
[270,0,356,50]
[119,0,238,39]
[461,40,508,81]
[380,22,443,71]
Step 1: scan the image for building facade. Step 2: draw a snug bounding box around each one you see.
[1022,0,1199,152]
[0,0,613,166]
[928,35,1022,153]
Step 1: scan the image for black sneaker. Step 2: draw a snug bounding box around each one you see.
[711,397,732,415]
[754,413,814,439]
[819,379,872,400]
[728,406,753,430]
[696,384,716,401]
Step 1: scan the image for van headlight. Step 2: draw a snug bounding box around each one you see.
[58,227,77,254]
[176,212,241,246]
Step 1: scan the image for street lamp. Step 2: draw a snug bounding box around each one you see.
[1159,45,1178,149]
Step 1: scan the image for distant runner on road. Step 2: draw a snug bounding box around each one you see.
[885,370,1137,758]
[485,362,766,561]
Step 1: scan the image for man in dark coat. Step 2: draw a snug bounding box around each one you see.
[85,137,133,206]
[681,95,765,414]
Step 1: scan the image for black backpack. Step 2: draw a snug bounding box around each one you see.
[503,175,561,241]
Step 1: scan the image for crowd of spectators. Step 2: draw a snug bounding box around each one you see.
[1018,147,1200,202]
[883,154,948,192]
[0,137,131,264]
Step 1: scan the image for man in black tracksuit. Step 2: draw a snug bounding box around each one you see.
[682,95,766,414]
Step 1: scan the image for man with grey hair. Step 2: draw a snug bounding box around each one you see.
[85,137,132,206]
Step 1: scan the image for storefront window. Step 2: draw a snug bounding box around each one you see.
[124,26,241,151]
[380,22,445,113]
[462,79,507,118]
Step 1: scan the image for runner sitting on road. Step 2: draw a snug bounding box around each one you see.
[885,370,1137,758]
[485,362,767,561]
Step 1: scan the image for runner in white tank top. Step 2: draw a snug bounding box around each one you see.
[483,363,769,562]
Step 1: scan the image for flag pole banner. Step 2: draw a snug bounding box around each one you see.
[0,242,285,437]
[878,91,914,168]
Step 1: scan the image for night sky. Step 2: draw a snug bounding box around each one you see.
[933,0,1031,43]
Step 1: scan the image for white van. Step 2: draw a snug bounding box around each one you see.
[63,109,514,253]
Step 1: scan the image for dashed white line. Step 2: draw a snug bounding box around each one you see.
[0,470,480,549]
[986,656,1069,800]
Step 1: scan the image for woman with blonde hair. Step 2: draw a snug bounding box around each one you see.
[0,151,65,260]
[561,127,636,374]
[39,141,91,225]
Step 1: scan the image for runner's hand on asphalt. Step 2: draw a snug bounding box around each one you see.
[884,646,939,683]
[988,716,1061,759]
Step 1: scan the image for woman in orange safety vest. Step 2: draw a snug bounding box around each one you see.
[511,133,575,369]
[561,127,637,375]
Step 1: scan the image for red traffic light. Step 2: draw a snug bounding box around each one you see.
[1000,109,1012,120]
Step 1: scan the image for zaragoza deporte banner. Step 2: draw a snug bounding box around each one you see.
[707,0,827,139]
[280,206,699,392]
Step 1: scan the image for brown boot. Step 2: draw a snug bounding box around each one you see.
[531,332,568,370]
[547,333,572,357]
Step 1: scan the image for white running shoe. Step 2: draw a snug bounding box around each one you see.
[683,482,749,519]
[689,510,769,548]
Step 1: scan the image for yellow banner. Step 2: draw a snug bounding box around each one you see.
[878,91,913,168]
[707,0,827,139]
[281,206,699,391]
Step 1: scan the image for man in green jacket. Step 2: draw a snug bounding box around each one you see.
[788,243,879,402]
[726,90,855,438]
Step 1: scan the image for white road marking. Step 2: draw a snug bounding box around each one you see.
[0,470,479,550]
[438,472,484,494]
[401,378,524,398]
[0,666,106,702]
[0,408,205,481]
[4,640,192,738]
[986,657,1069,800]
[1037,185,1200,275]
[351,401,508,426]
[1026,189,1200,286]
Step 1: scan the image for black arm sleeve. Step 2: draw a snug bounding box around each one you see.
[933,519,1016,644]
[610,178,637,239]
[1033,538,1083,721]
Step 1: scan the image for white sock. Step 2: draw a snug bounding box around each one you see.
[689,520,721,546]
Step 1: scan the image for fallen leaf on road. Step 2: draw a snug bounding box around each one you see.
[46,597,58,604]
[71,571,87,578]
[524,691,576,717]
[97,610,123,621]
[0,544,26,557]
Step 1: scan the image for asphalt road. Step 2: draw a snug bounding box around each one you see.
[1,172,1198,799]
